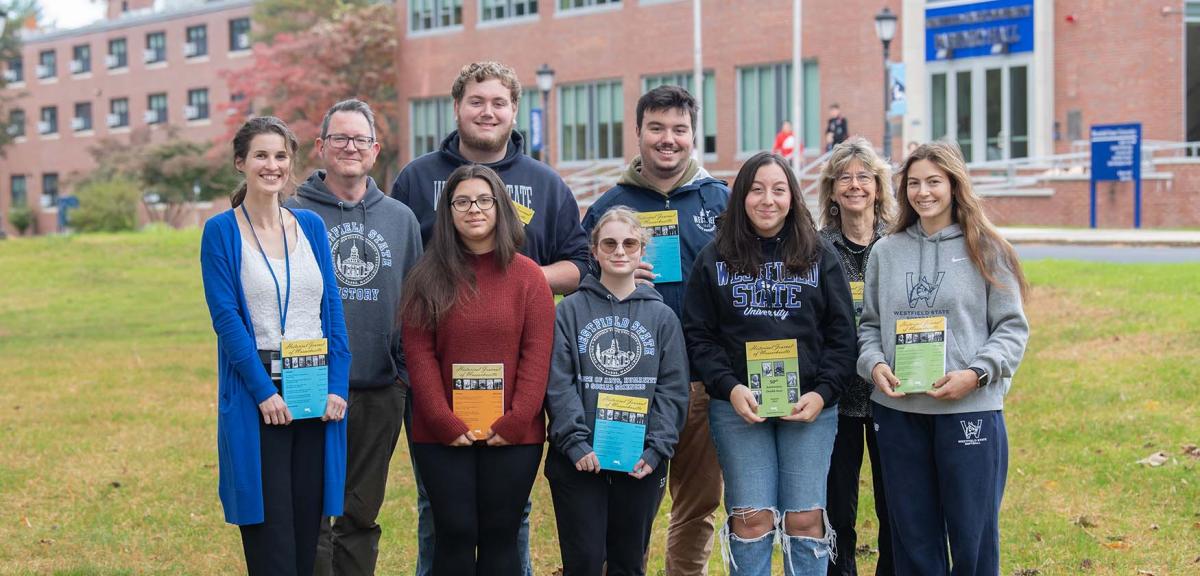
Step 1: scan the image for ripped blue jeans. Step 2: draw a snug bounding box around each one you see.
[709,401,838,575]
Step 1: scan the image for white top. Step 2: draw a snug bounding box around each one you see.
[241,228,325,351]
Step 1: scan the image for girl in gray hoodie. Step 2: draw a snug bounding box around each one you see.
[545,206,689,576]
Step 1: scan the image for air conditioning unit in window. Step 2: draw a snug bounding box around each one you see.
[5,124,19,136]
[105,55,120,69]
[185,105,200,120]
[143,49,159,63]
[71,117,87,131]
[184,42,198,57]
[2,69,16,82]
[144,109,161,123]
[235,33,249,50]
[36,64,52,79]
[37,121,52,134]
[107,113,122,127]
[70,60,84,74]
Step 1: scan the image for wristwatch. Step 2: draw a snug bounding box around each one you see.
[969,367,990,388]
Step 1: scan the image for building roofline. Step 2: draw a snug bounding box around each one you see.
[19,0,255,45]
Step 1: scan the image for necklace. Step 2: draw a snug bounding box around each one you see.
[841,232,870,255]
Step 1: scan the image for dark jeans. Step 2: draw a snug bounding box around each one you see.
[314,383,407,576]
[240,417,326,576]
[545,449,668,576]
[827,414,894,576]
[411,442,543,576]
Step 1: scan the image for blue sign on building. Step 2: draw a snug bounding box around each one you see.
[1089,123,1142,228]
[530,108,543,153]
[925,0,1035,62]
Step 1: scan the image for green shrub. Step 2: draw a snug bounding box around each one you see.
[72,177,141,233]
[8,205,32,236]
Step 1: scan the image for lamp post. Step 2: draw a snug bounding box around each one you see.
[535,63,555,165]
[874,7,897,160]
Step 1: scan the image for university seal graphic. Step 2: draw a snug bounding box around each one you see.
[333,234,381,287]
[587,327,644,378]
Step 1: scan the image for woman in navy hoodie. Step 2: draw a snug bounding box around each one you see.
[683,152,857,576]
[545,206,689,576]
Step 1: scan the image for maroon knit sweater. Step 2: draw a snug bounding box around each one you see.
[403,252,555,445]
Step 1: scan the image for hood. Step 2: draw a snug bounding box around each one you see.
[438,129,526,171]
[296,170,387,209]
[618,156,712,196]
[905,222,964,291]
[575,274,664,304]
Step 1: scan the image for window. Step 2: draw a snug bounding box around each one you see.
[37,50,56,79]
[42,173,60,209]
[145,32,166,64]
[108,38,128,69]
[410,0,463,32]
[39,106,57,135]
[109,98,130,128]
[229,18,251,51]
[147,93,168,125]
[229,92,253,117]
[5,57,23,83]
[514,88,541,150]
[71,44,91,74]
[643,71,717,154]
[480,0,538,22]
[559,79,624,162]
[187,88,210,121]
[73,102,93,132]
[11,175,27,208]
[185,25,208,58]
[737,61,820,154]
[411,97,454,158]
[7,109,24,138]
[558,0,619,11]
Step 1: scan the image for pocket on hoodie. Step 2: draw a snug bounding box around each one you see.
[347,329,396,387]
[946,326,974,371]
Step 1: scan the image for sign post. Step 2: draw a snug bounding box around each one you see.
[1089,123,1142,229]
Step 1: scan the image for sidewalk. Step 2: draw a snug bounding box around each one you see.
[999,227,1200,246]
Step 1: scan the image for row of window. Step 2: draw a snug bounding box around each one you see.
[409,63,820,163]
[412,0,622,32]
[7,174,58,210]
[6,89,212,138]
[2,18,250,84]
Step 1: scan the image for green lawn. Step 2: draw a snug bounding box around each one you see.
[0,230,1197,575]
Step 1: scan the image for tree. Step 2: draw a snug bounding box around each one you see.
[250,0,377,44]
[71,176,140,233]
[0,1,39,156]
[221,2,401,185]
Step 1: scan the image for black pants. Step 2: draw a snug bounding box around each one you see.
[827,414,894,576]
[411,442,543,576]
[314,383,407,576]
[239,417,325,576]
[544,449,667,576]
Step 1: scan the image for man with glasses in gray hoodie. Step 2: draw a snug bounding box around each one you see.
[286,99,423,576]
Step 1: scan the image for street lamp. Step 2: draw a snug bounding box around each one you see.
[874,6,897,160]
[535,63,555,165]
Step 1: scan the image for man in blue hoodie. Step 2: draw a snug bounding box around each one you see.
[285,99,423,576]
[390,61,590,576]
[582,85,729,576]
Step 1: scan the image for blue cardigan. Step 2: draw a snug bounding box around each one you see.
[200,207,350,525]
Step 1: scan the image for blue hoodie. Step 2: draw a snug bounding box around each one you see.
[390,130,590,280]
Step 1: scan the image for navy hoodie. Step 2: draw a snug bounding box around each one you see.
[546,276,689,472]
[390,130,590,280]
[682,233,857,406]
[285,171,423,389]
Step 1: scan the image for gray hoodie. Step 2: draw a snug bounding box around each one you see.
[546,275,689,471]
[285,170,423,389]
[857,223,1029,414]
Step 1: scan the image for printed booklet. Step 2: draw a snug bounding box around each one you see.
[745,339,801,418]
[893,317,946,394]
[593,393,649,472]
[452,363,505,437]
[281,338,329,420]
[638,210,682,284]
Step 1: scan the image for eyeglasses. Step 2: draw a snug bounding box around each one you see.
[324,134,376,150]
[836,172,874,186]
[450,196,496,212]
[597,238,644,254]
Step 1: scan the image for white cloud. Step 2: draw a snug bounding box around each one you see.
[40,0,108,30]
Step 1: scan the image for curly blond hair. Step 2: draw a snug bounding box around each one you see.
[451,61,522,106]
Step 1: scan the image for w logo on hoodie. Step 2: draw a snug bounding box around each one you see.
[905,272,945,308]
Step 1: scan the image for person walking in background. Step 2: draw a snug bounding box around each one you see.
[199,116,349,575]
[825,104,849,152]
[817,137,897,576]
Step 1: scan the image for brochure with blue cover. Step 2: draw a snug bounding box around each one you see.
[593,393,649,472]
[282,338,329,420]
[639,210,682,284]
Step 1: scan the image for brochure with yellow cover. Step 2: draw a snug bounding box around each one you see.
[451,363,505,437]
[893,317,946,394]
[745,339,800,418]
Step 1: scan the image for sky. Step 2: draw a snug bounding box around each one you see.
[39,0,108,30]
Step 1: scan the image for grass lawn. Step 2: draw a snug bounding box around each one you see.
[0,229,1197,575]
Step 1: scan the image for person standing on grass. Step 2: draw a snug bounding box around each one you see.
[200,116,349,576]
[581,85,728,576]
[825,104,849,153]
[401,164,554,576]
[858,140,1029,576]
[683,152,857,575]
[284,99,423,576]
[817,137,897,576]
[546,206,690,576]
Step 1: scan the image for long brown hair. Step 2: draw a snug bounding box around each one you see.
[714,152,820,275]
[230,116,300,207]
[401,164,526,328]
[817,137,897,230]
[894,141,1029,298]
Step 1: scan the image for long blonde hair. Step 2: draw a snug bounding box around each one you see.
[817,137,896,230]
[895,141,1028,298]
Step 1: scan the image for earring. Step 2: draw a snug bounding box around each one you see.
[830,204,840,217]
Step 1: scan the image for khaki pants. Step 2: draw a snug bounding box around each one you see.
[665,382,723,575]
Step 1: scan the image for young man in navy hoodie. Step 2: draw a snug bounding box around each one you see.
[390,61,590,576]
[285,99,423,576]
[582,85,729,576]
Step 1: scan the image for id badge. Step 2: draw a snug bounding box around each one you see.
[270,351,282,382]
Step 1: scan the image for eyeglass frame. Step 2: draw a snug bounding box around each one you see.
[323,133,377,151]
[449,196,497,212]
[835,171,875,186]
[596,237,645,254]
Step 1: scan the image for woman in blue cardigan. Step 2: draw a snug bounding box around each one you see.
[200,116,350,575]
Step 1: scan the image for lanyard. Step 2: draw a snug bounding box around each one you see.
[241,203,291,337]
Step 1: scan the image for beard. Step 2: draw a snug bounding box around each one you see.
[459,121,513,155]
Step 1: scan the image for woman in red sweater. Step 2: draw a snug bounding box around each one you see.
[401,163,555,576]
